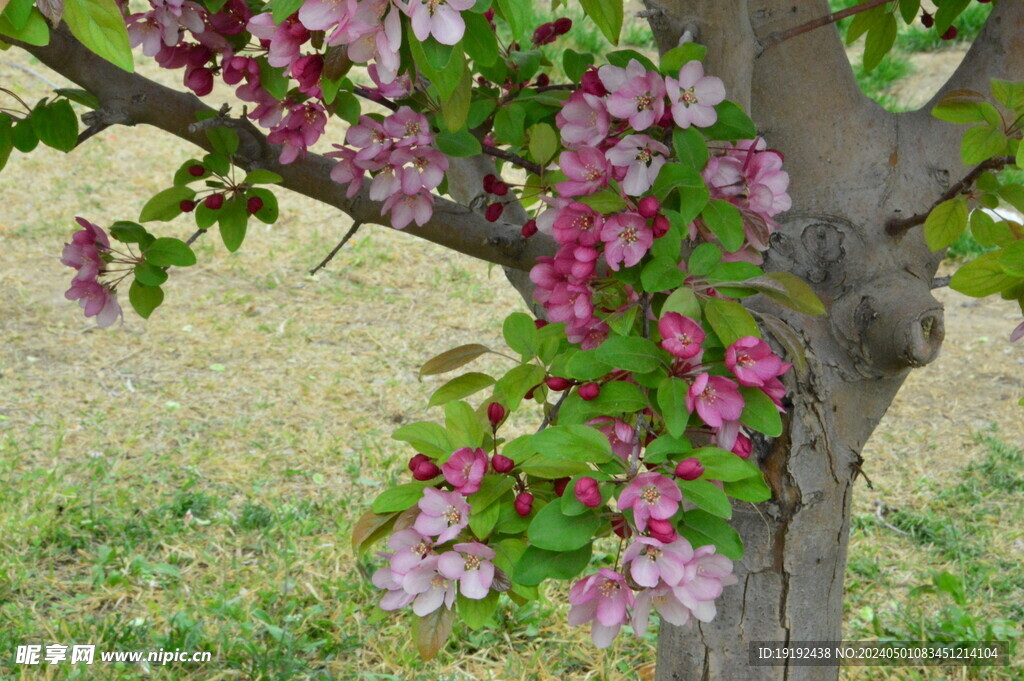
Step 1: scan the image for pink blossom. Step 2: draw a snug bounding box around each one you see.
[346,8,402,82]
[552,202,603,247]
[208,0,251,35]
[761,377,787,411]
[556,147,610,197]
[597,59,643,99]
[402,555,457,615]
[588,417,636,461]
[413,487,469,543]
[326,145,366,198]
[383,106,433,148]
[556,92,610,148]
[346,116,392,168]
[406,0,474,45]
[605,135,670,196]
[605,61,666,131]
[386,528,435,575]
[686,374,744,428]
[726,336,789,387]
[658,312,706,359]
[437,542,496,599]
[442,447,488,495]
[368,65,412,98]
[568,568,634,648]
[372,563,416,611]
[267,102,327,164]
[382,191,434,229]
[290,54,324,97]
[601,212,653,270]
[618,472,682,531]
[246,13,309,69]
[624,536,694,588]
[297,0,356,43]
[369,163,402,201]
[666,61,725,129]
[393,147,448,194]
[632,581,695,634]
[61,217,110,281]
[678,545,738,610]
[65,279,122,328]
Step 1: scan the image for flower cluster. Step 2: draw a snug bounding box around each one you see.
[326,107,447,229]
[60,218,122,328]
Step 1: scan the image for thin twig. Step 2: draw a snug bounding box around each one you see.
[536,389,571,433]
[75,122,109,148]
[931,275,952,289]
[352,86,399,112]
[482,145,545,176]
[886,156,1014,237]
[761,0,893,51]
[185,229,206,246]
[309,221,363,275]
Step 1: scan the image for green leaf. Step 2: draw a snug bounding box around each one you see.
[661,287,702,321]
[408,38,465,100]
[641,256,686,293]
[493,363,545,411]
[528,123,558,165]
[557,381,648,424]
[372,482,431,513]
[679,479,732,519]
[999,241,1024,277]
[428,372,495,407]
[435,129,482,157]
[466,98,496,129]
[494,0,528,41]
[468,497,502,539]
[32,99,78,152]
[579,0,623,45]
[746,272,826,316]
[134,261,168,287]
[55,88,100,110]
[247,187,279,225]
[0,116,12,173]
[271,0,304,23]
[63,0,132,71]
[3,0,34,31]
[332,90,360,123]
[445,401,485,449]
[392,422,452,458]
[244,169,283,185]
[563,350,612,381]
[441,66,473,133]
[513,544,592,586]
[517,457,590,479]
[258,60,287,100]
[702,199,745,252]
[970,209,1012,247]
[723,475,771,503]
[679,509,743,560]
[139,186,195,223]
[845,5,885,44]
[533,425,613,463]
[652,163,708,211]
[692,446,761,481]
[11,117,38,153]
[503,312,539,357]
[991,79,1024,111]
[109,220,148,244]
[934,0,971,35]
[660,44,707,75]
[949,251,1017,297]
[898,0,920,25]
[218,197,248,252]
[701,101,756,141]
[462,12,498,66]
[563,50,594,82]
[144,237,197,267]
[457,591,499,630]
[420,343,490,377]
[961,124,1008,165]
[932,96,1000,125]
[862,14,897,73]
[493,103,526,147]
[0,6,49,46]
[527,502,603,551]
[607,49,656,73]
[739,387,783,437]
[657,377,690,438]
[206,125,240,157]
[128,280,163,319]
[688,243,721,275]
[704,298,760,346]
[469,475,515,511]
[673,126,708,171]
[643,435,692,464]
[923,197,969,251]
[593,335,664,373]
[578,190,627,213]
[998,184,1024,215]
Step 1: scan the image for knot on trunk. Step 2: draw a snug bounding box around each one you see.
[830,273,945,376]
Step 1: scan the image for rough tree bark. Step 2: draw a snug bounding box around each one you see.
[10,2,1023,678]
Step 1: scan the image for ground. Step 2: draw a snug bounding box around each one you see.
[0,26,1021,681]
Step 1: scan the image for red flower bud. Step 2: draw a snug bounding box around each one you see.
[647,517,677,543]
[408,453,430,472]
[514,492,534,516]
[491,181,509,197]
[553,477,570,497]
[483,8,494,22]
[578,382,601,401]
[544,376,572,391]
[574,477,602,507]
[535,73,550,88]
[188,164,206,177]
[652,215,671,238]
[920,11,934,28]
[491,454,515,473]
[482,174,499,193]
[413,460,441,481]
[532,23,555,45]
[674,457,704,481]
[524,386,537,400]
[553,17,573,35]
[485,203,504,222]
[611,514,632,539]
[534,319,548,329]
[638,196,661,219]
[247,196,264,214]
[204,193,224,210]
[733,433,753,459]
[521,220,538,238]
[580,69,608,97]
[179,199,197,213]
[941,25,958,40]
[487,401,506,428]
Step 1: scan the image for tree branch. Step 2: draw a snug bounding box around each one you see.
[481,145,544,176]
[886,155,1013,237]
[15,28,555,272]
[759,0,892,51]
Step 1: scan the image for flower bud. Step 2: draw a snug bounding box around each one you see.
[487,401,506,428]
[647,517,677,543]
[491,181,509,197]
[535,73,550,88]
[188,164,206,177]
[514,492,534,516]
[521,220,538,238]
[413,460,441,481]
[534,319,548,329]
[574,477,602,507]
[204,193,224,210]
[482,174,499,193]
[485,203,504,222]
[553,477,570,497]
[674,457,704,481]
[544,376,572,391]
[611,514,632,539]
[491,454,515,474]
[920,11,934,28]
[408,453,430,472]
[578,382,601,401]
[179,199,197,213]
[580,69,608,97]
[941,25,957,40]
[247,196,264,214]
[532,23,555,45]
[652,215,671,238]
[732,433,753,459]
[553,17,573,35]
[638,196,661,219]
